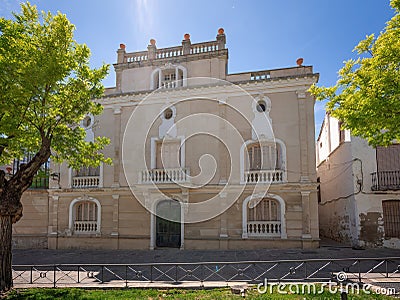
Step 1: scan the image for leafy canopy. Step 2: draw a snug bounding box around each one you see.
[309,0,400,147]
[0,2,111,169]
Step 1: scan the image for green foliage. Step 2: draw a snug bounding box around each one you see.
[4,287,395,300]
[309,0,400,147]
[0,2,111,168]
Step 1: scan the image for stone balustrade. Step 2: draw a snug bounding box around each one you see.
[190,41,219,54]
[244,170,285,184]
[140,168,189,184]
[247,221,281,237]
[72,176,100,188]
[74,221,98,233]
[161,80,183,89]
[123,40,222,64]
[125,51,148,63]
[156,46,183,59]
[251,71,271,81]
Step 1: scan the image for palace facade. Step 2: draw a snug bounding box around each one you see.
[12,29,320,250]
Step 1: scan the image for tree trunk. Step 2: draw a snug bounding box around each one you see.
[0,214,12,293]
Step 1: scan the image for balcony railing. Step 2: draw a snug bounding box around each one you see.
[244,170,285,184]
[74,221,98,233]
[247,221,281,237]
[371,171,400,191]
[161,80,183,89]
[30,174,49,189]
[72,176,100,188]
[139,168,189,184]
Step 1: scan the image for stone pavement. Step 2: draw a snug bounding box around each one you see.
[12,244,400,265]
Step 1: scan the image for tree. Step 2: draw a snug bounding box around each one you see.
[0,3,111,292]
[309,0,400,147]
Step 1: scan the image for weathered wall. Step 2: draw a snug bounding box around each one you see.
[12,190,49,249]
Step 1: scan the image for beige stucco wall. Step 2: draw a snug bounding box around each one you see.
[12,190,49,249]
[13,36,320,250]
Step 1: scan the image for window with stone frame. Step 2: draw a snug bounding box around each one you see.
[73,201,99,233]
[74,166,100,177]
[382,200,400,238]
[246,198,281,237]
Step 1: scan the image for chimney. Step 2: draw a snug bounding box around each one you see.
[147,39,157,60]
[182,33,191,55]
[117,43,126,64]
[216,28,226,50]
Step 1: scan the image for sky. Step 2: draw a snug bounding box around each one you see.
[0,0,396,136]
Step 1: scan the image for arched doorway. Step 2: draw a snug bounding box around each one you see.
[156,200,181,248]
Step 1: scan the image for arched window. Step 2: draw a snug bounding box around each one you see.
[247,142,282,170]
[242,193,287,239]
[241,139,286,184]
[248,199,280,222]
[69,197,101,234]
[150,65,187,90]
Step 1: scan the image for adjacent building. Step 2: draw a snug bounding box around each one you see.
[13,29,320,250]
[317,113,400,249]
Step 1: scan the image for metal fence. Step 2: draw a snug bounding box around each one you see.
[12,257,400,288]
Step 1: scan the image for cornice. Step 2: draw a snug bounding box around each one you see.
[98,74,319,108]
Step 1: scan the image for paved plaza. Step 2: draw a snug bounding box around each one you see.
[12,241,400,265]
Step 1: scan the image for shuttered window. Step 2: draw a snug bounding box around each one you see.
[247,143,280,170]
[248,199,279,222]
[382,200,400,238]
[376,144,400,172]
[76,201,98,221]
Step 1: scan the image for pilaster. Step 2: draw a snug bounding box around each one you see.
[297,90,310,182]
[112,106,121,188]
[301,191,311,239]
[47,195,59,249]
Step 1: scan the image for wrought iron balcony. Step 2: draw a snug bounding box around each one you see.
[371,171,400,191]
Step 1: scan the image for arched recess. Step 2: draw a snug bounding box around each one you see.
[242,193,287,239]
[150,64,188,89]
[240,138,287,183]
[68,196,101,234]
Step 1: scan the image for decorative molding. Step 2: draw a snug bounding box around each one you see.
[68,196,101,234]
[113,106,121,114]
[242,193,287,239]
[296,90,306,99]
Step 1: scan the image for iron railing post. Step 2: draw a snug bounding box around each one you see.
[125,265,128,287]
[30,266,33,284]
[385,259,388,278]
[304,261,307,279]
[358,259,361,282]
[101,266,104,283]
[77,266,80,283]
[200,264,204,287]
[53,265,56,288]
[150,265,153,283]
[175,265,178,283]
